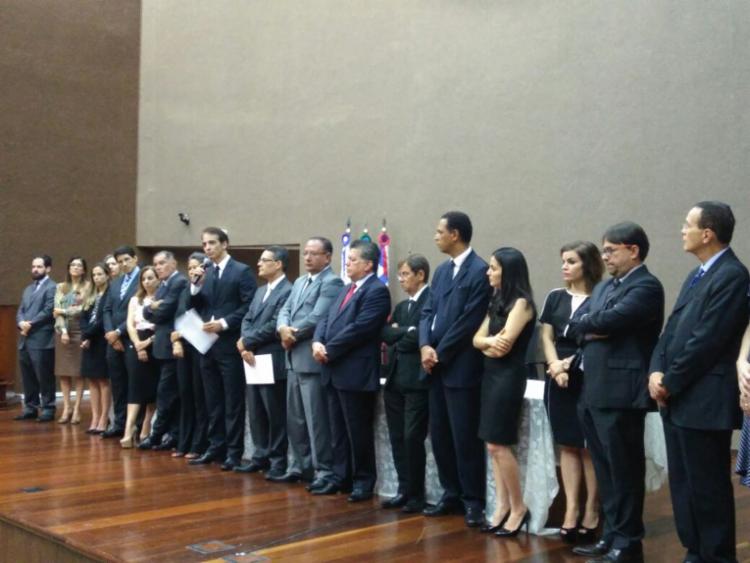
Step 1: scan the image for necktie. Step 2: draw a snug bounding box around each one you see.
[407,299,414,314]
[33,280,41,292]
[689,269,705,288]
[120,273,131,299]
[339,283,357,310]
[451,260,458,279]
[612,278,621,288]
[263,286,271,303]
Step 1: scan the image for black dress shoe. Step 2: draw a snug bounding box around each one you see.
[266,471,302,483]
[464,506,485,528]
[233,460,268,473]
[14,411,37,421]
[401,498,425,514]
[101,428,124,439]
[37,413,55,423]
[154,437,178,451]
[220,458,240,471]
[573,540,611,557]
[348,489,374,502]
[381,493,407,509]
[188,452,219,465]
[137,437,156,450]
[264,468,288,480]
[311,481,340,495]
[423,500,464,517]
[586,546,643,563]
[306,478,328,492]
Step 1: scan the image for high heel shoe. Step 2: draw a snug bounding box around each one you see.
[480,511,510,533]
[120,435,135,449]
[71,410,81,424]
[57,412,71,424]
[577,520,599,542]
[495,510,531,537]
[559,525,578,544]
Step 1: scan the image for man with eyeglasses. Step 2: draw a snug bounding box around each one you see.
[566,222,664,563]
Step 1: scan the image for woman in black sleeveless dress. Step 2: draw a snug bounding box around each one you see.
[540,241,603,542]
[473,247,536,536]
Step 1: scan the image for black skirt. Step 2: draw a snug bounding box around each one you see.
[81,333,108,378]
[125,329,159,404]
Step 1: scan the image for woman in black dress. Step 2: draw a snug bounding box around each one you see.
[473,247,536,537]
[540,241,603,542]
[80,262,112,434]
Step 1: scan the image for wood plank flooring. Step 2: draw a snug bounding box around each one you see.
[0,403,748,562]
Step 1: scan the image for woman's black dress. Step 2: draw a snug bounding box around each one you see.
[478,303,536,446]
[80,293,108,378]
[539,288,588,448]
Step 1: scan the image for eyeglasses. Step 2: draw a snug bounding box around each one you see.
[601,244,632,257]
[258,258,278,263]
[303,251,326,257]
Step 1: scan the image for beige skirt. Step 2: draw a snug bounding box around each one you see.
[55,317,82,377]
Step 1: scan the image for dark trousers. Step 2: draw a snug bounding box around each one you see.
[106,345,129,431]
[428,376,485,510]
[384,383,429,499]
[579,404,646,550]
[663,417,736,563]
[334,388,377,492]
[201,347,246,461]
[176,344,208,454]
[247,379,288,472]
[325,380,351,487]
[150,359,180,443]
[19,347,55,414]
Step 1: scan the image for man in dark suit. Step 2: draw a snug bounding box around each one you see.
[235,246,293,479]
[140,250,189,451]
[567,222,664,563]
[277,237,343,489]
[419,211,491,527]
[15,255,57,422]
[381,254,431,514]
[313,239,391,502]
[649,202,749,563]
[189,227,256,470]
[102,245,141,438]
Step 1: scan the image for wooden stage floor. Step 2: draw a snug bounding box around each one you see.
[0,403,748,562]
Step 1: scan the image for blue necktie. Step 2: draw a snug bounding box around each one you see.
[689,269,705,288]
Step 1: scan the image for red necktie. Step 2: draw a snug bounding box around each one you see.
[339,283,357,310]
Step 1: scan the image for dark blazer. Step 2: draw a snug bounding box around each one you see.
[568,265,664,410]
[650,249,749,430]
[314,275,391,392]
[382,287,430,390]
[418,251,491,388]
[191,258,257,353]
[240,277,293,380]
[103,267,141,341]
[80,290,107,341]
[17,277,57,350]
[143,272,190,361]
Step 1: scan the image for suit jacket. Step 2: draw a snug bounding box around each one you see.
[276,266,344,374]
[650,248,749,430]
[382,287,430,391]
[418,251,491,388]
[240,277,293,380]
[568,265,664,410]
[313,275,391,392]
[142,272,189,361]
[191,257,257,353]
[80,290,107,341]
[17,277,57,350]
[103,267,141,342]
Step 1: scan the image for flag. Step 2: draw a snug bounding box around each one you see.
[340,219,351,283]
[377,220,390,286]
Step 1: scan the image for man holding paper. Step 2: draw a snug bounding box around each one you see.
[235,246,293,480]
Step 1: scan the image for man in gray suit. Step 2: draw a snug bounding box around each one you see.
[276,237,344,488]
[16,255,57,422]
[235,246,293,479]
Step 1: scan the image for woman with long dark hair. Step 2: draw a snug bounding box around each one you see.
[80,262,112,434]
[473,247,536,537]
[53,256,91,424]
[540,241,604,542]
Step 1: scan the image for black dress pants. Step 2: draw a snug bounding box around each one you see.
[201,346,246,461]
[106,344,129,431]
[19,347,55,414]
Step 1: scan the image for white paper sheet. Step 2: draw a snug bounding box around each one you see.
[174,309,218,355]
[524,378,546,401]
[243,353,275,385]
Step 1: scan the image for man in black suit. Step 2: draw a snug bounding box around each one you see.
[381,254,431,514]
[235,246,293,480]
[567,222,664,563]
[189,227,256,470]
[140,251,189,451]
[15,255,57,422]
[313,239,391,502]
[649,202,749,563]
[102,245,141,438]
[419,211,491,527]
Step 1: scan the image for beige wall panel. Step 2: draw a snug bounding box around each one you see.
[138,1,750,306]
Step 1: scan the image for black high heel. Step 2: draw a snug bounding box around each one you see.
[495,509,531,537]
[480,511,509,533]
[559,525,578,544]
[577,520,599,542]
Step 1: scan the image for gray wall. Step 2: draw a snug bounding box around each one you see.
[137,1,750,306]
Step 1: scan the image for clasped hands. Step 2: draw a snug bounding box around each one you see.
[236,338,256,366]
[547,356,574,388]
[312,342,328,364]
[648,371,669,408]
[278,325,298,350]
